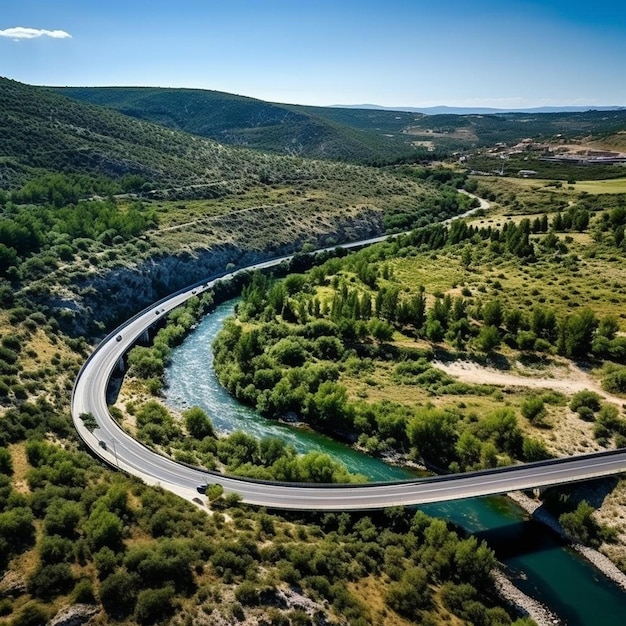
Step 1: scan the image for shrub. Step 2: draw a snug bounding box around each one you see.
[577,406,595,422]
[10,602,48,626]
[39,535,75,565]
[569,390,602,413]
[44,500,81,538]
[602,367,626,394]
[0,507,35,560]
[385,566,430,616]
[100,571,139,618]
[134,586,176,625]
[72,579,96,604]
[11,384,28,400]
[523,438,551,461]
[79,412,97,432]
[235,580,260,606]
[207,484,224,501]
[27,563,75,599]
[94,547,118,579]
[521,396,546,423]
[597,404,624,434]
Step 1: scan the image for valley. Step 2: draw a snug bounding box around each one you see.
[1,75,626,625]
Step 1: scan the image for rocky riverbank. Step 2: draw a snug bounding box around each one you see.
[492,568,560,625]
[507,491,626,592]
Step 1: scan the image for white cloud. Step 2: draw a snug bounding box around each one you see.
[0,27,72,41]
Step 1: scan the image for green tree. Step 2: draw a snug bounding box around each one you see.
[454,536,495,588]
[559,501,605,547]
[307,381,353,431]
[455,431,482,470]
[27,563,74,600]
[44,500,82,538]
[0,447,12,475]
[598,316,620,341]
[183,406,215,439]
[475,408,523,457]
[482,300,503,327]
[425,318,445,342]
[134,586,176,625]
[563,308,598,358]
[127,347,164,379]
[369,318,394,342]
[0,507,35,564]
[85,505,123,551]
[476,325,500,352]
[532,307,557,343]
[385,566,430,616]
[407,408,458,468]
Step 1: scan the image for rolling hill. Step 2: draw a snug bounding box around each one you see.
[2,76,471,334]
[55,85,626,158]
[0,77,284,190]
[54,86,424,163]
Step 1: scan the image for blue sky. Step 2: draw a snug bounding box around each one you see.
[1,0,625,108]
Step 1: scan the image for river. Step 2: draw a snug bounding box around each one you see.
[164,300,626,625]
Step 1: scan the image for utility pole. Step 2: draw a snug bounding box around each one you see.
[111,438,119,469]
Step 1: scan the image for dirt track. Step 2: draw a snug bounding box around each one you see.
[433,359,625,406]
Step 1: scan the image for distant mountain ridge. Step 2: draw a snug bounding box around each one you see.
[332,104,626,115]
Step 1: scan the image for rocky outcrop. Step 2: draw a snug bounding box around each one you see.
[0,571,27,598]
[46,207,384,337]
[48,604,99,626]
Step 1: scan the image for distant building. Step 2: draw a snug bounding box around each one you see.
[518,169,538,177]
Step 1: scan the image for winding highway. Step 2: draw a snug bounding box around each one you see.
[71,230,626,511]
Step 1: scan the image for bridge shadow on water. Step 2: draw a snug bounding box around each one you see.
[472,517,567,560]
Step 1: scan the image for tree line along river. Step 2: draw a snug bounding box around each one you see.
[164,299,626,625]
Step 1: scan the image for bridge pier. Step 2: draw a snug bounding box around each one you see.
[117,357,125,374]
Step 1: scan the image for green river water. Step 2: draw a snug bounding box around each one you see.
[164,300,626,625]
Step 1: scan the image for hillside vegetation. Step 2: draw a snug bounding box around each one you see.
[55,85,626,156]
[55,86,425,164]
[209,183,626,549]
[405,110,626,148]
[2,74,626,624]
[2,78,479,338]
[0,78,535,624]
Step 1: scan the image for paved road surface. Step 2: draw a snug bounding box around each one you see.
[72,224,626,510]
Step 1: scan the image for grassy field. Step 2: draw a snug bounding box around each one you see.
[389,238,626,321]
[569,177,626,194]
[493,176,626,195]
